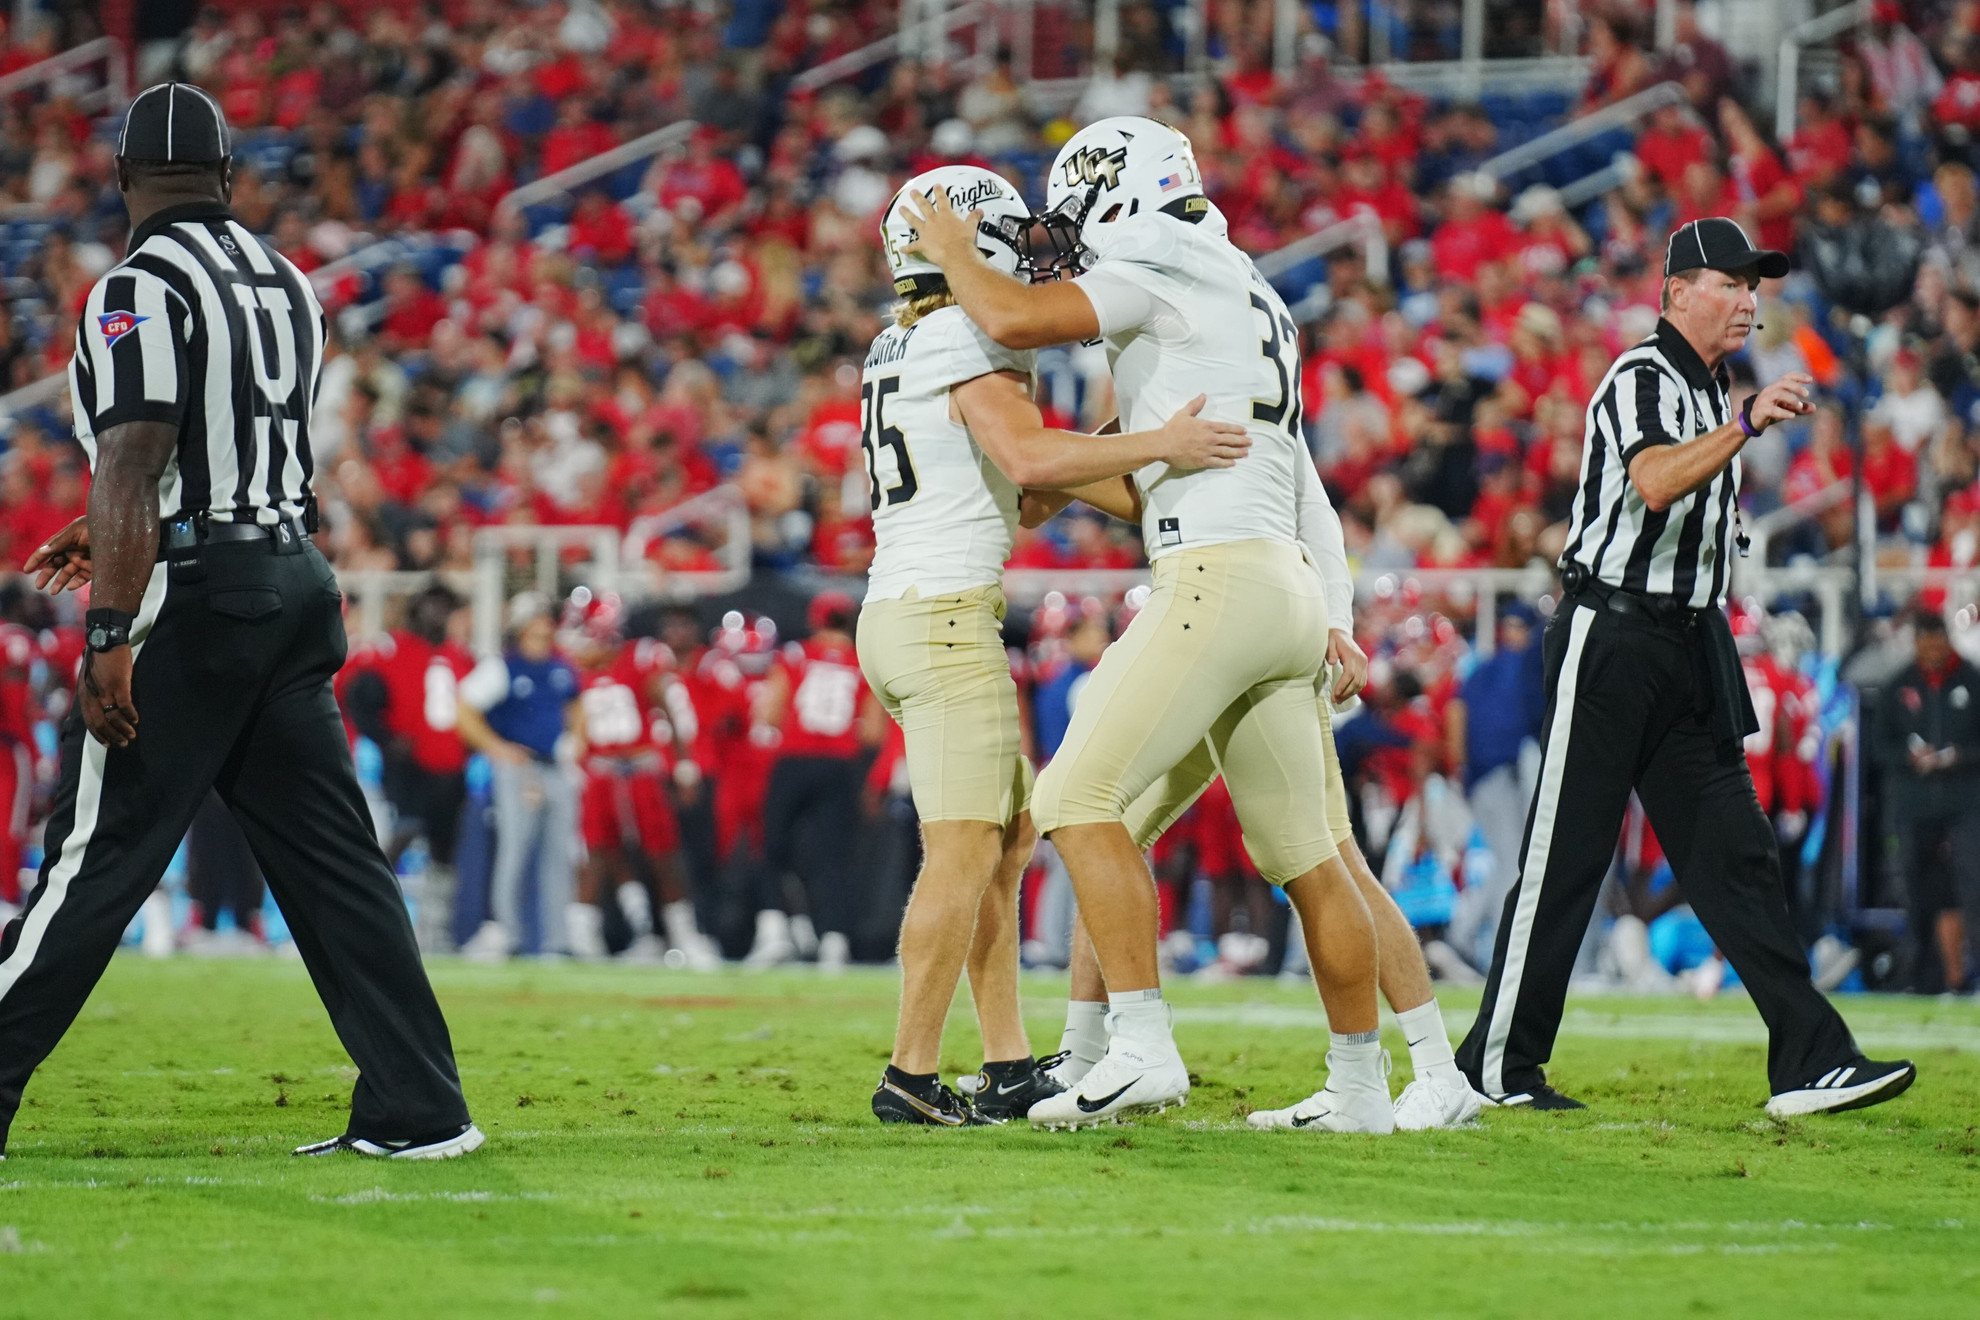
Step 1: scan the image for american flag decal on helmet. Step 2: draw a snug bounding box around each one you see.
[1157,171,1184,193]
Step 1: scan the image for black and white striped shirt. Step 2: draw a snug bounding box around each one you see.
[68,202,326,525]
[1561,318,1739,610]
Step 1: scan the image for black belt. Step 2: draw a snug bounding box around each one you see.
[158,514,310,560]
[1571,578,1700,630]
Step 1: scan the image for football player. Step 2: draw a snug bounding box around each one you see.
[753,592,884,974]
[338,585,476,953]
[904,120,1385,1129]
[1032,442,1483,1130]
[568,593,719,968]
[864,164,1251,1125]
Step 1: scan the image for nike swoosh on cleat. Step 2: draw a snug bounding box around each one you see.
[1290,1109,1334,1128]
[885,1082,963,1125]
[995,1080,1031,1096]
[1075,1082,1136,1113]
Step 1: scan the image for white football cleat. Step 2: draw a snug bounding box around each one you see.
[566,902,608,961]
[459,920,512,964]
[622,932,668,964]
[1248,1051,1395,1134]
[817,930,851,975]
[1392,1073,1485,1130]
[1027,1040,1189,1129]
[742,910,796,968]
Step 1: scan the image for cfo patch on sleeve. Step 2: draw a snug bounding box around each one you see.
[1158,517,1181,547]
[98,311,148,346]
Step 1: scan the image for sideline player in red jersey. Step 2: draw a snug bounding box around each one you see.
[1750,612,1824,920]
[566,591,719,967]
[339,585,476,952]
[693,612,784,961]
[752,592,885,971]
[0,584,46,909]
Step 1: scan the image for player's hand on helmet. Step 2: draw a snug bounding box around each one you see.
[899,186,983,270]
[24,515,92,593]
[1326,628,1368,703]
[1747,372,1816,431]
[1157,395,1251,470]
[80,645,138,748]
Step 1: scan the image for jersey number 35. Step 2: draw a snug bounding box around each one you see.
[861,375,919,510]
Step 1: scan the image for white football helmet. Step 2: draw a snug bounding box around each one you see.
[1036,116,1208,274]
[881,165,1033,298]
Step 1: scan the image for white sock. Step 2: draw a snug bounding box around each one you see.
[1104,988,1174,1052]
[1327,1029,1384,1086]
[617,881,654,932]
[1059,1000,1109,1067]
[662,899,700,947]
[567,902,605,957]
[1395,999,1464,1085]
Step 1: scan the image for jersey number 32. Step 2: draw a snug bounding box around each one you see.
[860,376,919,510]
[1248,288,1304,439]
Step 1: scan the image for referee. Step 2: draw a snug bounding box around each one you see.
[3,85,481,1160]
[1453,218,1915,1119]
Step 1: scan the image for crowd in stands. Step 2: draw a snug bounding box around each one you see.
[0,0,1977,985]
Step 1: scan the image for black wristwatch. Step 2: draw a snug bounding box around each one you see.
[85,608,135,653]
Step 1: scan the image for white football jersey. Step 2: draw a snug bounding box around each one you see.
[860,305,1037,602]
[1075,210,1303,560]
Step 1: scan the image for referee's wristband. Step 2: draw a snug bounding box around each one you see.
[1738,396,1764,439]
[85,609,135,653]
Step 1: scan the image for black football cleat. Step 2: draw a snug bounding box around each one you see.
[1486,1083,1585,1111]
[872,1076,998,1126]
[1765,1057,1915,1118]
[963,1056,1068,1122]
[294,1122,485,1159]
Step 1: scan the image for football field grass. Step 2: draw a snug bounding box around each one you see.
[0,957,1975,1319]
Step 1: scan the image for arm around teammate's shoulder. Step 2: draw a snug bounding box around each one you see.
[957,372,1248,490]
[1626,371,1814,513]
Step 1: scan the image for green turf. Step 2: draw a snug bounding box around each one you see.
[0,957,1974,1319]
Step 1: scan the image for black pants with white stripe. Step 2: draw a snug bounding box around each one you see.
[0,539,470,1151]
[1454,600,1858,1099]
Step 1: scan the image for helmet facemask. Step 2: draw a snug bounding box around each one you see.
[1020,191,1095,281]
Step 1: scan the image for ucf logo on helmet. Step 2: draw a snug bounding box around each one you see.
[1061,145,1128,191]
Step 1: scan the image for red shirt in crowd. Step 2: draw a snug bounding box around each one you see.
[1430,208,1518,283]
[1635,120,1713,191]
[1727,147,1800,255]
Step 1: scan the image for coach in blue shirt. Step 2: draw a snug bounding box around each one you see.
[1445,603,1546,967]
[458,593,580,959]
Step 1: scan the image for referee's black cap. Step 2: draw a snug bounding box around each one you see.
[1664,217,1789,281]
[116,82,232,164]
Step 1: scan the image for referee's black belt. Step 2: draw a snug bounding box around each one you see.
[1568,578,1700,631]
[158,513,310,560]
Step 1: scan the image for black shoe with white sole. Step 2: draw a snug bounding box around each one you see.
[294,1122,485,1159]
[872,1073,998,1126]
[1485,1083,1586,1111]
[1765,1057,1915,1118]
[963,1056,1068,1122]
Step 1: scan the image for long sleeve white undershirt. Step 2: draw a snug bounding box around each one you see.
[1292,450,1354,630]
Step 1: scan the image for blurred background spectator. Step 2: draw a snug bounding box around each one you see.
[0,0,1972,989]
